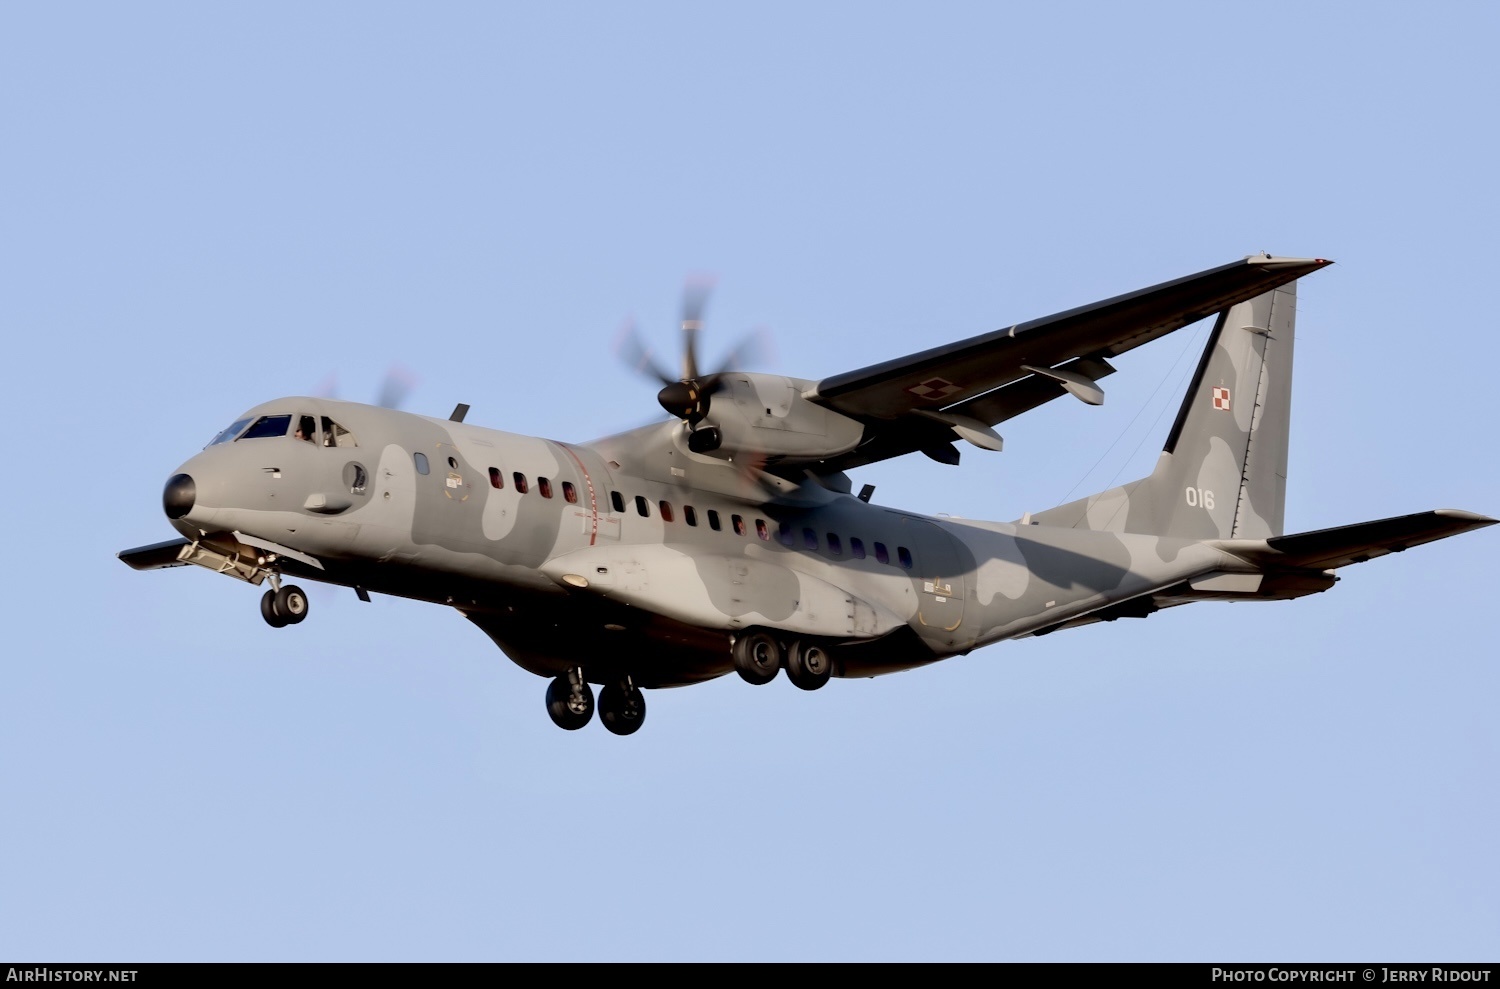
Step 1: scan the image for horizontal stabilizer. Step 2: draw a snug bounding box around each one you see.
[1213,509,1496,571]
[117,538,193,571]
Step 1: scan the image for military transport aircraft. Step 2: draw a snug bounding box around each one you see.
[119,255,1495,735]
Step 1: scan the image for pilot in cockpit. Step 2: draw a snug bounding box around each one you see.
[294,415,316,442]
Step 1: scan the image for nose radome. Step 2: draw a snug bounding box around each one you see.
[163,473,196,519]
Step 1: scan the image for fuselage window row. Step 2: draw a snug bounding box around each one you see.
[484,469,573,504]
[608,492,913,570]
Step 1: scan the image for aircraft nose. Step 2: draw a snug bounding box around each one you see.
[163,473,196,519]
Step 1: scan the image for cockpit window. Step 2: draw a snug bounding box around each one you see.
[321,416,357,448]
[237,415,292,440]
[207,417,253,447]
[294,415,316,442]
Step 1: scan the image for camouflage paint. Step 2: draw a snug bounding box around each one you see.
[129,269,1494,719]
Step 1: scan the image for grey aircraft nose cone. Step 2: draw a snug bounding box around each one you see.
[163,473,196,520]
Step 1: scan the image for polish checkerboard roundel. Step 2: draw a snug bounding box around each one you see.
[1212,386,1231,411]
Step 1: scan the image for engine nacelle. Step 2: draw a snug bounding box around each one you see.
[700,372,864,463]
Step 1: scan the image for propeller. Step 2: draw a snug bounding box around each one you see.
[315,364,420,410]
[615,276,770,433]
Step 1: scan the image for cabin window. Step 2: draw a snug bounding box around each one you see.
[239,414,292,440]
[634,495,650,517]
[321,417,357,448]
[755,519,769,540]
[802,527,818,550]
[659,501,674,522]
[611,490,625,513]
[850,537,866,559]
[778,522,795,547]
[538,477,553,499]
[414,452,430,475]
[684,505,698,527]
[513,472,529,493]
[488,467,504,489]
[732,514,746,535]
[707,509,722,531]
[898,546,914,570]
[562,481,578,504]
[874,542,890,565]
[827,533,842,555]
[207,417,252,447]
[295,415,317,443]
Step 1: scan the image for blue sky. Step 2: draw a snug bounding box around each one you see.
[3,2,1497,962]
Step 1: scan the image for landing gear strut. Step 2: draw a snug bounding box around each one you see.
[546,668,595,730]
[598,678,646,736]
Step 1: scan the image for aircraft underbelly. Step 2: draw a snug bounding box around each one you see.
[540,545,902,639]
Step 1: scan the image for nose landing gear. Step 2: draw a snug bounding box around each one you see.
[259,576,309,628]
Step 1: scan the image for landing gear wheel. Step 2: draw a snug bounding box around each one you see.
[274,585,309,625]
[546,674,595,731]
[732,630,782,685]
[599,681,647,736]
[786,640,833,691]
[260,588,289,628]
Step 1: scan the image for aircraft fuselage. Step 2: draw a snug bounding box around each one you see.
[160,396,1246,689]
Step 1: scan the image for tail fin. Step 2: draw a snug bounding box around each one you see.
[1032,277,1301,539]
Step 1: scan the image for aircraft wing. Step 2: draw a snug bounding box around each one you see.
[807,254,1332,471]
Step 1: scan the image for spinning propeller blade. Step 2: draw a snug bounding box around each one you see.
[614,319,675,386]
[375,364,419,410]
[615,277,770,430]
[313,364,419,410]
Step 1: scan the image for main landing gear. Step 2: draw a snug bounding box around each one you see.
[259,575,309,629]
[599,678,646,736]
[732,631,834,691]
[545,668,594,730]
[545,668,646,736]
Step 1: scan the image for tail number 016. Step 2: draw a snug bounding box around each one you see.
[1185,487,1216,510]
